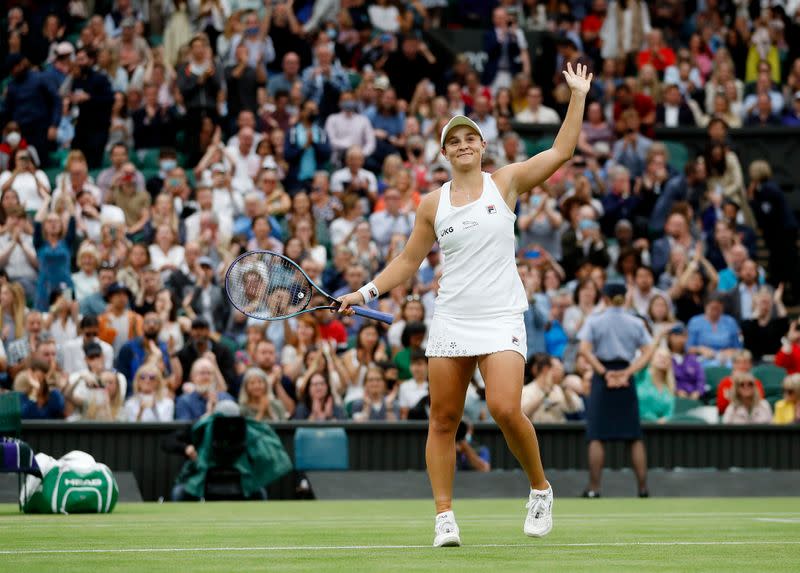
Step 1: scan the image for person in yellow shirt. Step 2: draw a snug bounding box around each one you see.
[773,374,800,425]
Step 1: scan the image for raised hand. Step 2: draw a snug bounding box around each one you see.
[562,62,593,96]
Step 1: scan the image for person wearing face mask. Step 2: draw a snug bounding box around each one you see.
[324,91,376,163]
[0,122,40,172]
[2,54,61,168]
[144,148,180,197]
[115,311,172,398]
[285,99,331,192]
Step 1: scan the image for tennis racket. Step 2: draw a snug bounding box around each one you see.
[225,250,394,324]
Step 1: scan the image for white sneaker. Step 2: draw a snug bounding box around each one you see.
[524,485,553,537]
[433,510,461,547]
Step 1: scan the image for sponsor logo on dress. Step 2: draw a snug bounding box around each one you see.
[439,226,454,238]
[462,220,478,230]
[511,335,519,346]
[487,204,497,214]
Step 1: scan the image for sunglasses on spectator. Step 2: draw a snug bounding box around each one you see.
[406,295,421,302]
[139,374,158,381]
[739,382,754,388]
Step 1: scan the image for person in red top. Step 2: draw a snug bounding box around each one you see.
[581,0,606,57]
[775,319,800,374]
[716,350,764,415]
[637,29,676,73]
[613,84,656,137]
[312,295,348,349]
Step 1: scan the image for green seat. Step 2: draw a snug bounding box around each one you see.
[662,141,690,173]
[48,148,70,168]
[668,413,708,424]
[524,136,556,157]
[673,397,702,416]
[0,392,22,438]
[149,35,163,47]
[135,149,161,170]
[703,366,731,396]
[752,364,787,400]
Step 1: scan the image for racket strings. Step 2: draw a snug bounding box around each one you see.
[227,252,314,320]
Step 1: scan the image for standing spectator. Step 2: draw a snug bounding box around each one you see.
[600,0,651,64]
[655,84,696,127]
[71,243,101,305]
[382,34,437,103]
[176,34,224,158]
[301,44,350,109]
[721,373,772,424]
[132,83,180,149]
[482,7,531,91]
[284,99,331,191]
[32,199,75,311]
[2,54,61,167]
[747,160,799,292]
[612,110,652,177]
[67,47,115,168]
[225,42,266,127]
[123,363,174,422]
[325,92,376,162]
[174,356,235,422]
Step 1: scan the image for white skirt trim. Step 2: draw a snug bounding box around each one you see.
[425,313,527,360]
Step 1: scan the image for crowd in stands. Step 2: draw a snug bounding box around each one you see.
[1,0,800,428]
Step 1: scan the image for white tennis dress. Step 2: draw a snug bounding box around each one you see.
[425,172,529,360]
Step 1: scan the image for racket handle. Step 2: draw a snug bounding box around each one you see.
[351,305,394,324]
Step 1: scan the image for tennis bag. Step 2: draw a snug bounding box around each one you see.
[21,451,118,514]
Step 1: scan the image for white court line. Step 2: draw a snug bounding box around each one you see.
[1,541,799,556]
[754,518,800,524]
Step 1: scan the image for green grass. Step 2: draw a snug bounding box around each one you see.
[1,498,799,572]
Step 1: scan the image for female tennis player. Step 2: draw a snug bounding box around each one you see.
[338,63,593,546]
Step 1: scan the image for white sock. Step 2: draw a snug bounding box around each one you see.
[436,510,455,522]
[531,483,551,496]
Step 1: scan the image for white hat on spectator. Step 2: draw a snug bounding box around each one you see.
[54,42,75,58]
[440,115,484,148]
[211,163,228,173]
[373,75,391,91]
[261,156,278,170]
[592,141,611,157]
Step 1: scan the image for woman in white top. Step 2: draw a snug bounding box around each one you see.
[72,243,101,305]
[124,363,175,422]
[148,224,185,274]
[338,64,593,546]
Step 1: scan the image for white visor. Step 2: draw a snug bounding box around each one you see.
[440,115,484,148]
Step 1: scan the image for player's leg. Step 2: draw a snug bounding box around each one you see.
[426,355,474,547]
[426,355,474,512]
[630,439,649,496]
[479,351,553,537]
[586,440,605,496]
[479,351,547,489]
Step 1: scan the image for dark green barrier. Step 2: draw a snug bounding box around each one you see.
[20,421,800,501]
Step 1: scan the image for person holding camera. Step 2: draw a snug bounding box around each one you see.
[0,148,51,214]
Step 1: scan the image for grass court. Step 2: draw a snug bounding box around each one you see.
[1,497,799,572]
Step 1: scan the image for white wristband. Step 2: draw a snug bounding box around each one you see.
[357,282,379,304]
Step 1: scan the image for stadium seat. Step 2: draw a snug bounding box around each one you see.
[703,366,731,397]
[668,413,708,424]
[135,149,161,170]
[673,397,702,416]
[752,364,787,401]
[524,136,555,157]
[294,427,349,471]
[0,392,22,438]
[662,141,689,173]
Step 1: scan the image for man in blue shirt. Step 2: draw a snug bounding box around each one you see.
[175,356,235,422]
[115,312,172,398]
[2,54,61,167]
